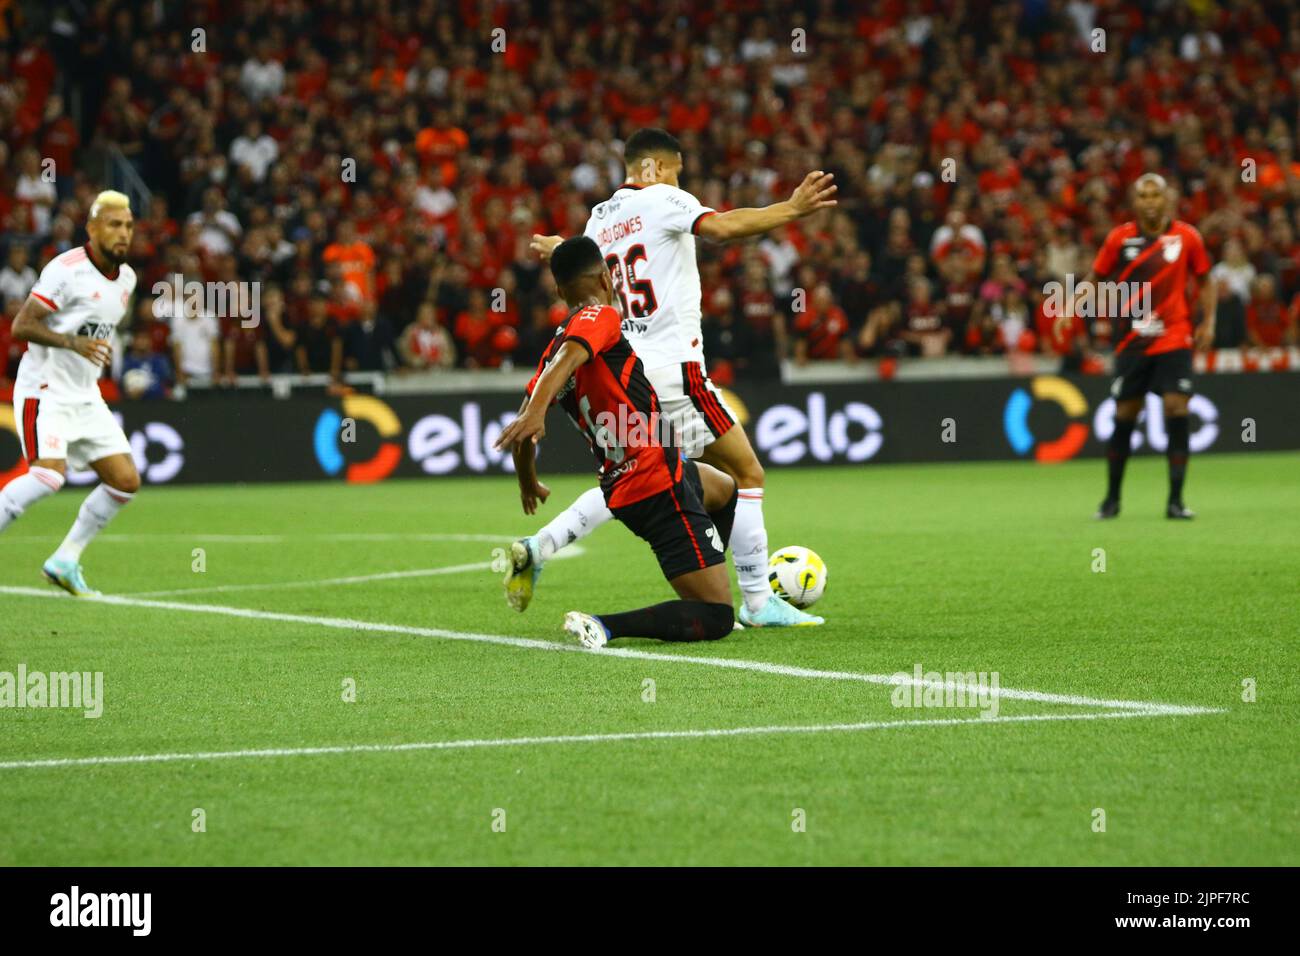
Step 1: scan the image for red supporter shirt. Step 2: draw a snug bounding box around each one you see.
[1092,219,1211,355]
[525,303,680,508]
[795,306,850,359]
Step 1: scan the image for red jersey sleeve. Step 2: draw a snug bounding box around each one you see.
[1091,226,1125,278]
[559,304,622,357]
[1183,224,1211,276]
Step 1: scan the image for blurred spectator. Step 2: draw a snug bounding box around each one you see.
[230,119,279,184]
[930,210,987,272]
[261,286,298,374]
[703,287,756,378]
[187,189,242,258]
[1,296,26,381]
[322,219,375,304]
[1246,275,1298,348]
[0,245,36,304]
[37,95,79,200]
[900,279,951,357]
[454,289,513,369]
[121,328,173,400]
[1210,238,1254,348]
[857,304,904,358]
[792,285,852,364]
[171,299,221,388]
[296,296,342,379]
[14,148,56,234]
[240,39,285,102]
[343,302,399,373]
[399,302,456,370]
[221,312,269,385]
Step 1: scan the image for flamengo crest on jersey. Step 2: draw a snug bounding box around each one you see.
[584,182,714,372]
[18,245,136,403]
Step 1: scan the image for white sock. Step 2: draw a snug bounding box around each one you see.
[536,485,612,561]
[732,488,771,612]
[52,484,134,563]
[0,467,66,530]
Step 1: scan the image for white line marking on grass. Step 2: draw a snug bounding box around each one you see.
[0,586,1223,717]
[124,563,492,598]
[0,532,526,545]
[122,546,586,599]
[0,709,1206,772]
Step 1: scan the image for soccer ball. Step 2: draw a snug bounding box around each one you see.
[767,546,827,609]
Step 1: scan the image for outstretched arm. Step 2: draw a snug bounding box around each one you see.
[494,340,590,450]
[509,395,551,515]
[694,170,837,243]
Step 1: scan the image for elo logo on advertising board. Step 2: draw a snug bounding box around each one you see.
[1005,376,1220,461]
[1003,376,1090,462]
[755,392,882,465]
[313,396,518,482]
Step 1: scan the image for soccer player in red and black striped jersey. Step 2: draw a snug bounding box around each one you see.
[494,236,741,648]
[1062,173,1216,519]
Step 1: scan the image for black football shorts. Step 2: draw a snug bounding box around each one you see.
[1111,348,1194,401]
[612,458,727,581]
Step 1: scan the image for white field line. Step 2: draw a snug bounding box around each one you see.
[0,586,1223,718]
[0,710,1191,772]
[0,532,520,545]
[122,546,586,598]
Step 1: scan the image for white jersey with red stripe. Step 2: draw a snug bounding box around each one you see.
[18,244,136,404]
[583,182,715,372]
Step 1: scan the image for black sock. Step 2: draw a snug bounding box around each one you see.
[1166,415,1189,505]
[1107,419,1136,501]
[708,485,739,549]
[598,601,733,642]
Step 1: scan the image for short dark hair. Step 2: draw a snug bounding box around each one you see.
[624,128,682,167]
[549,236,605,290]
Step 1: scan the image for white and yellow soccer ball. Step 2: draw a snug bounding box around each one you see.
[767,546,827,609]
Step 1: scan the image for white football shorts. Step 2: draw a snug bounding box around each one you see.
[645,360,738,460]
[13,390,132,471]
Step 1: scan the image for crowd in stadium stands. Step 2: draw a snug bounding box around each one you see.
[3,0,1300,397]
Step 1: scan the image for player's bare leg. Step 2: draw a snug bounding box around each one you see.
[1163,392,1194,519]
[699,424,822,627]
[564,562,734,649]
[1098,397,1143,519]
[43,453,141,597]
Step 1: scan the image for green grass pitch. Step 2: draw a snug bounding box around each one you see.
[1,452,1296,866]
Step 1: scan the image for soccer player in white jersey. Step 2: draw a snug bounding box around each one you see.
[508,128,837,628]
[0,190,142,597]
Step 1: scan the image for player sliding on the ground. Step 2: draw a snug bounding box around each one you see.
[511,128,835,627]
[495,236,747,648]
[0,190,142,596]
[1056,173,1215,520]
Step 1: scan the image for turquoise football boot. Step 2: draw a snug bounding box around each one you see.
[42,557,102,598]
[739,593,824,628]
